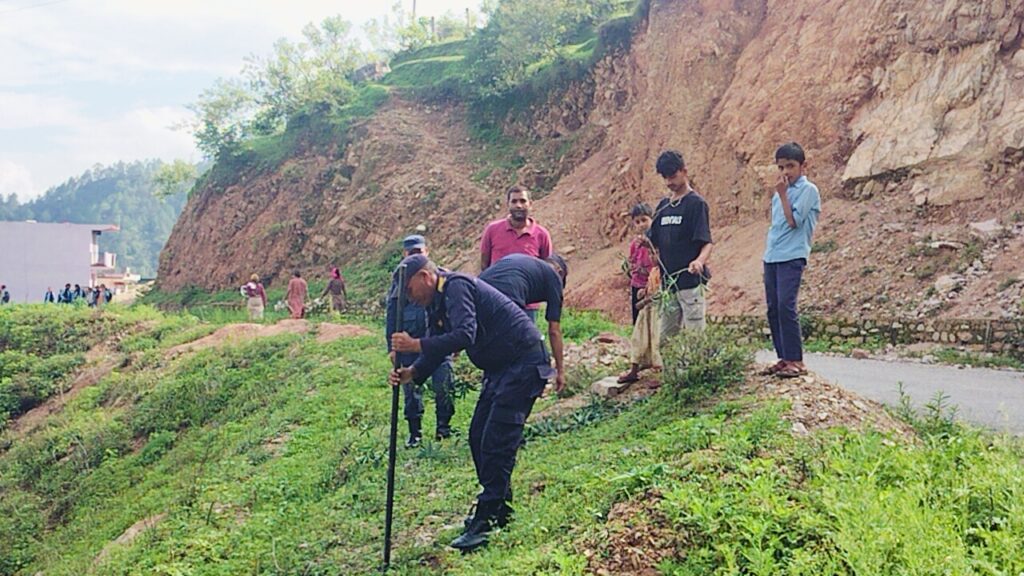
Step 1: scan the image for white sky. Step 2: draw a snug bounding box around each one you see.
[0,0,482,201]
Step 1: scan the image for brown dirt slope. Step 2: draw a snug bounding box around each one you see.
[160,0,1024,322]
[159,100,496,291]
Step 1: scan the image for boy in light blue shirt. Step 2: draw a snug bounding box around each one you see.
[762,142,820,378]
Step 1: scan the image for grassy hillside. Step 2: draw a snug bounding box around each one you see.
[1,306,1022,575]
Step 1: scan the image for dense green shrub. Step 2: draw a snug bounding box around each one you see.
[660,325,753,403]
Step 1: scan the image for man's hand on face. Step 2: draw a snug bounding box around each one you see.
[775,172,789,196]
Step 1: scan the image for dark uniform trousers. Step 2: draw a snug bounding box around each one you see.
[469,343,553,505]
[397,352,455,432]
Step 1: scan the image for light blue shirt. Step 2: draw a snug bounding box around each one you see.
[763,175,821,263]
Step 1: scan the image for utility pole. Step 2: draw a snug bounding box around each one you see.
[412,0,416,19]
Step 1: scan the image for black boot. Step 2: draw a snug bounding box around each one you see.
[464,499,513,528]
[405,418,422,449]
[450,500,500,551]
[435,420,455,441]
[495,501,514,528]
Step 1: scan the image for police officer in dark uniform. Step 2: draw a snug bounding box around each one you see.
[385,235,456,447]
[389,254,554,551]
[479,253,568,393]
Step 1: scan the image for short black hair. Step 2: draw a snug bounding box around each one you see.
[775,142,806,164]
[546,254,568,287]
[293,271,301,277]
[506,184,530,201]
[656,150,686,177]
[630,202,653,218]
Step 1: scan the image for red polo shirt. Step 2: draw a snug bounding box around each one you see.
[480,217,553,267]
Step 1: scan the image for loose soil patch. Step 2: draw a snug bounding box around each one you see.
[742,367,914,438]
[581,490,684,576]
[316,323,374,343]
[93,513,167,566]
[166,319,311,356]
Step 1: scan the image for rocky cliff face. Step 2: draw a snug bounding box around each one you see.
[160,0,1024,321]
[532,0,1024,321]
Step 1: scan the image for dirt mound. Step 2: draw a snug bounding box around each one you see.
[743,367,915,438]
[166,319,311,356]
[582,490,683,576]
[316,323,374,343]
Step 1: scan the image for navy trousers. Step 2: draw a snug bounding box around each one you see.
[764,259,806,362]
[398,353,455,432]
[468,345,551,504]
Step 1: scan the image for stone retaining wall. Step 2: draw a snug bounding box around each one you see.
[711,315,1024,356]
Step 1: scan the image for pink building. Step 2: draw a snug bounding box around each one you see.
[0,221,119,303]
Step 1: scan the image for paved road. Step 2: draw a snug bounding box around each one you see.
[755,351,1024,434]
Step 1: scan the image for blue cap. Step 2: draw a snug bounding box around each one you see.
[402,234,426,252]
[393,253,430,284]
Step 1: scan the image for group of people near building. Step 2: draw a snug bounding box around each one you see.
[0,283,112,307]
[44,283,113,306]
[384,143,820,552]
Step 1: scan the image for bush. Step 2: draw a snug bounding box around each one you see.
[659,326,753,404]
[0,488,44,574]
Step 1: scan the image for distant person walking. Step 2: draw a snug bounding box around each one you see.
[241,274,268,320]
[95,284,112,310]
[649,150,712,342]
[72,284,84,301]
[58,283,72,304]
[286,271,308,319]
[0,284,9,304]
[480,185,553,322]
[44,287,55,303]
[321,267,348,312]
[762,142,821,379]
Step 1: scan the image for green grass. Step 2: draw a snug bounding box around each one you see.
[930,348,1024,370]
[2,306,1023,574]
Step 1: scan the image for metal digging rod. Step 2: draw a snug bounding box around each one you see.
[383,263,406,572]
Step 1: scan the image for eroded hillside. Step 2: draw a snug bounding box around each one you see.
[160,0,1024,321]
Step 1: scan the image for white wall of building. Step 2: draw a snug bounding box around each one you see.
[0,222,117,303]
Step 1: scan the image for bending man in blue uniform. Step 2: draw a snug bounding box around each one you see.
[389,254,554,551]
[479,253,568,393]
[385,235,456,447]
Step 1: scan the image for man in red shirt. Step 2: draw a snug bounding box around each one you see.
[480,185,552,270]
[480,185,553,321]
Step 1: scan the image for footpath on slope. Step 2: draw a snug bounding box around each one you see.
[8,320,374,439]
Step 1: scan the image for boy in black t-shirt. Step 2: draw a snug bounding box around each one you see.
[648,150,712,342]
